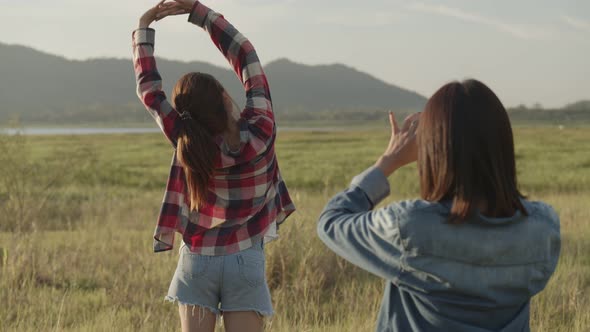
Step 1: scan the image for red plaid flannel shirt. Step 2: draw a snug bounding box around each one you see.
[132,1,295,255]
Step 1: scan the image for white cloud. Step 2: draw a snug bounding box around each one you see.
[316,10,400,27]
[407,3,553,41]
[561,15,590,32]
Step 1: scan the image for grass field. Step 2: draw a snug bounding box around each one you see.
[1,126,589,331]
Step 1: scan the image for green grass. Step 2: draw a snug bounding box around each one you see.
[1,126,589,331]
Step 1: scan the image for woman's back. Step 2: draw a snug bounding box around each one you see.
[318,168,560,331]
[377,198,560,331]
[132,0,295,255]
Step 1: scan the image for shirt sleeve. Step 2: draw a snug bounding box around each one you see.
[132,28,180,147]
[188,1,274,160]
[317,166,406,282]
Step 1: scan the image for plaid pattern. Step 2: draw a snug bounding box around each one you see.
[132,1,295,255]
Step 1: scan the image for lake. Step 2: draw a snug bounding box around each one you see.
[0,126,352,136]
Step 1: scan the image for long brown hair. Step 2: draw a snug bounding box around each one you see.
[172,72,228,211]
[417,79,527,223]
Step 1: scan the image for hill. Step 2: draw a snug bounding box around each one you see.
[507,102,590,124]
[0,42,426,125]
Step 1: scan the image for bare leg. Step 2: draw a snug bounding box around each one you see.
[223,311,264,332]
[178,304,217,332]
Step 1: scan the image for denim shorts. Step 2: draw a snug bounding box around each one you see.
[165,241,273,316]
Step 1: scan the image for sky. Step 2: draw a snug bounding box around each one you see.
[0,0,588,108]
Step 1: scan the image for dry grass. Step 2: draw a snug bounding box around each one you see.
[1,127,589,331]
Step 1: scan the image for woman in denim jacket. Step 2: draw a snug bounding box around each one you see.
[318,79,560,332]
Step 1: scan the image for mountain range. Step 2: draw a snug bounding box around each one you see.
[2,42,588,125]
[0,42,427,124]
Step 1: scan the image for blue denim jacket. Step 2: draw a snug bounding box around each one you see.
[317,167,560,332]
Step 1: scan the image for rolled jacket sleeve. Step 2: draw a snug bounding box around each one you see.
[132,28,155,46]
[351,166,391,207]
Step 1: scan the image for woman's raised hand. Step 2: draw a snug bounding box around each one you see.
[170,0,197,12]
[374,112,421,177]
[139,0,165,28]
[138,0,196,28]
[156,0,196,19]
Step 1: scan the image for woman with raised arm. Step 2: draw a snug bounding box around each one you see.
[134,1,295,331]
[317,80,560,331]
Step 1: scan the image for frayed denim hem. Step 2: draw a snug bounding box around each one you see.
[220,306,274,317]
[165,296,221,316]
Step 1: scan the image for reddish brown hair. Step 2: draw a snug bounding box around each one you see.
[172,72,228,210]
[417,79,527,223]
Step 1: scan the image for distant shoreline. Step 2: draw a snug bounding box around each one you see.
[0,126,373,136]
[0,121,584,136]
